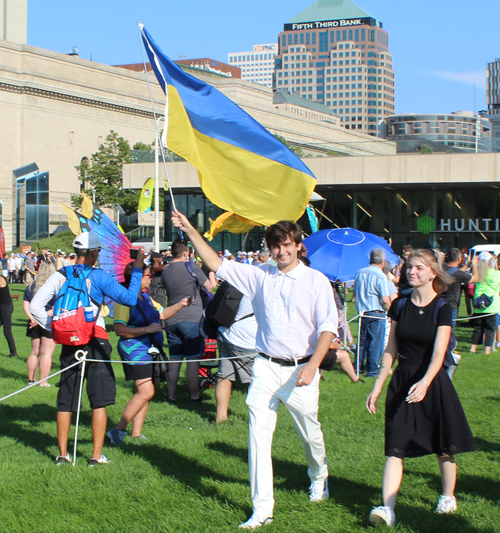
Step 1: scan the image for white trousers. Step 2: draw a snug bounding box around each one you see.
[245,355,328,516]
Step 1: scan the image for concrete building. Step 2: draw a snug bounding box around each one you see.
[486,58,500,152]
[228,44,278,87]
[0,0,27,44]
[124,151,500,253]
[274,0,395,135]
[0,38,394,251]
[380,112,492,153]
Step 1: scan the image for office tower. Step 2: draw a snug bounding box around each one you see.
[228,44,278,87]
[486,58,500,152]
[274,0,395,135]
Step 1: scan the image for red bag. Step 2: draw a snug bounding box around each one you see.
[465,283,475,299]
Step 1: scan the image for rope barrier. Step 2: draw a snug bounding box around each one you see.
[2,306,498,462]
[0,359,82,403]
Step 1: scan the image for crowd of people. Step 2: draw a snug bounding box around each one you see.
[0,224,489,528]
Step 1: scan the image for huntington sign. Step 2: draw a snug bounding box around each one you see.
[415,216,500,234]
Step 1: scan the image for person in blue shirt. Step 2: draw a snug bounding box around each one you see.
[354,249,391,377]
[30,232,145,466]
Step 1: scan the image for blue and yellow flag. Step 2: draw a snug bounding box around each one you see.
[140,26,316,231]
[138,177,154,213]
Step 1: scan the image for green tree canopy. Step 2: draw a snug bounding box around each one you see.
[72,131,140,216]
[274,134,305,158]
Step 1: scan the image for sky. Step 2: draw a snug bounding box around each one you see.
[28,0,499,114]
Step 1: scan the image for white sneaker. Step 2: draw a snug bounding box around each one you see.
[238,514,273,529]
[89,454,112,467]
[309,479,329,502]
[369,506,395,527]
[435,495,457,514]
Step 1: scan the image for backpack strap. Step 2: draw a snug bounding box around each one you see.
[395,295,409,321]
[234,312,254,322]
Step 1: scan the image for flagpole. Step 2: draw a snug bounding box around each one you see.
[136,21,182,241]
[154,117,163,252]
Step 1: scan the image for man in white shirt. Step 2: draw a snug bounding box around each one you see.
[171,210,338,529]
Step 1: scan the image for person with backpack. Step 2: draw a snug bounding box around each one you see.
[214,286,258,424]
[366,249,476,527]
[161,238,216,405]
[441,248,479,328]
[29,232,145,466]
[469,251,500,355]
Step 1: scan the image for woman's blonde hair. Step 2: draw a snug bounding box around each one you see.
[408,249,454,294]
[478,258,493,284]
[33,261,56,295]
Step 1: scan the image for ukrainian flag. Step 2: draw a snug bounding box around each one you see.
[140,26,316,231]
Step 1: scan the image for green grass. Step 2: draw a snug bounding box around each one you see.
[0,288,499,532]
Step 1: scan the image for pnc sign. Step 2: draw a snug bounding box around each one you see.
[254,44,277,52]
[284,17,378,31]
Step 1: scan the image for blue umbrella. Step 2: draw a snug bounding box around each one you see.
[303,227,399,283]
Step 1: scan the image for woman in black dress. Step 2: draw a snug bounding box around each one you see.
[366,249,476,527]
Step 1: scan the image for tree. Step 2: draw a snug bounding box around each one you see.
[72,131,139,215]
[420,144,434,154]
[274,134,305,158]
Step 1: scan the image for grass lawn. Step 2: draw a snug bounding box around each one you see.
[0,284,499,532]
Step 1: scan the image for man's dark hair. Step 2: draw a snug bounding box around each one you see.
[403,244,413,253]
[74,248,90,258]
[447,248,461,263]
[171,238,189,259]
[265,221,302,250]
[122,261,148,288]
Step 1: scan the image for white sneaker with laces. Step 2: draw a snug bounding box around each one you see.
[89,454,112,467]
[238,514,273,529]
[369,506,395,527]
[435,495,457,514]
[309,479,329,502]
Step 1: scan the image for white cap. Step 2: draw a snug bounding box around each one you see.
[478,251,492,261]
[72,232,106,250]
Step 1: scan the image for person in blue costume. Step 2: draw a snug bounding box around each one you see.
[107,262,190,445]
[30,232,145,466]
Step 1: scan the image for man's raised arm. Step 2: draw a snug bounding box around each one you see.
[172,210,222,273]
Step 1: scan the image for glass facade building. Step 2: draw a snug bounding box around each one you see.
[16,170,49,244]
[163,184,500,256]
[163,190,268,252]
[315,185,500,254]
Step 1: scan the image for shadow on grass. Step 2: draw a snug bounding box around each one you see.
[207,440,379,519]
[121,442,248,513]
[484,396,500,403]
[0,366,29,382]
[0,403,94,459]
[413,466,500,505]
[396,503,492,533]
[474,436,500,454]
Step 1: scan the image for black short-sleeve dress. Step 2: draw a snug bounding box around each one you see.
[385,295,476,458]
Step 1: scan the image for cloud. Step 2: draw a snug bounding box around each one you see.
[430,70,486,88]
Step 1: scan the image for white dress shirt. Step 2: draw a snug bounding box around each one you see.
[216,260,338,361]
